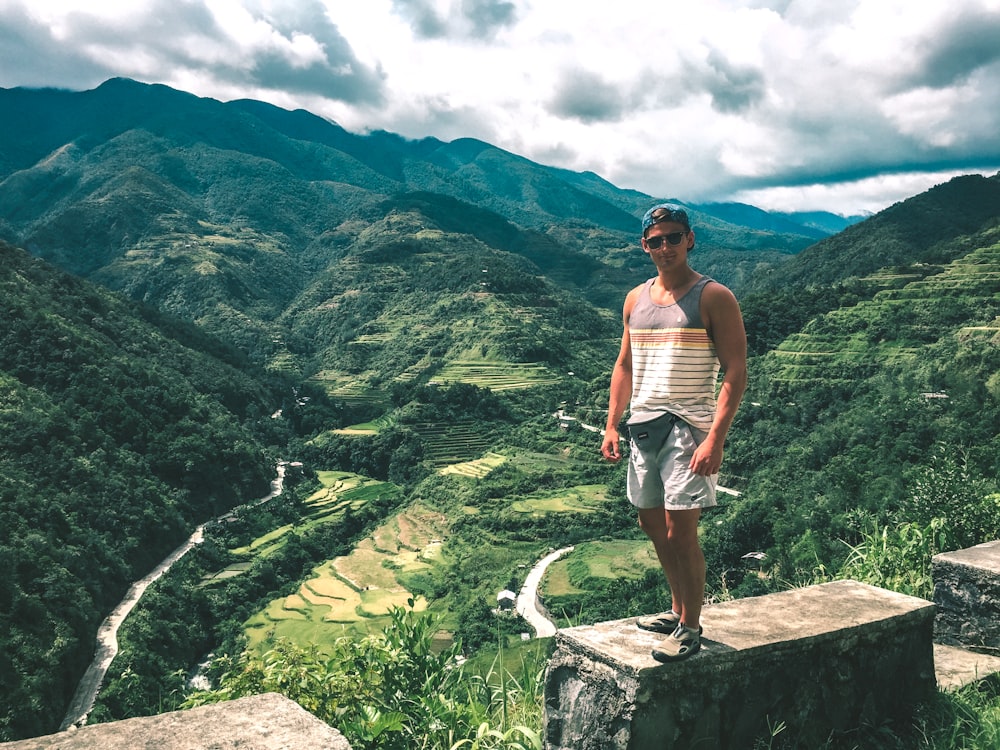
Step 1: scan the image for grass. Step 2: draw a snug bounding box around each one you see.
[507,485,609,516]
[240,467,623,655]
[542,541,659,599]
[431,359,560,391]
[439,452,508,478]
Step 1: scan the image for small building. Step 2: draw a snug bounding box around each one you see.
[496,590,517,612]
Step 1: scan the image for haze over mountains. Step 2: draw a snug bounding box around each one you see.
[1,78,998,743]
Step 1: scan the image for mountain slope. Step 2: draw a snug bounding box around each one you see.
[277,196,622,400]
[766,227,1000,383]
[0,241,279,740]
[1,79,835,318]
[745,173,1000,292]
[712,220,1000,596]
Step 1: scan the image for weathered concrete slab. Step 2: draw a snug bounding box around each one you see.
[0,693,350,750]
[933,540,1000,652]
[934,643,1000,690]
[544,580,936,750]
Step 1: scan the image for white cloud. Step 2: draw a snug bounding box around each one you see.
[730,167,1000,216]
[2,0,1000,215]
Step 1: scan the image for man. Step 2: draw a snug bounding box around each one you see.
[600,203,747,662]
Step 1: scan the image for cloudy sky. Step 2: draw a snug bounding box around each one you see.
[3,0,1000,216]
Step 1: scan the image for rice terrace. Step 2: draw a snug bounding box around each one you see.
[243,471,447,652]
[236,457,653,657]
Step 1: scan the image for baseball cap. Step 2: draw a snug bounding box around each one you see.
[641,203,691,235]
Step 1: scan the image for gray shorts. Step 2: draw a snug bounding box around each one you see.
[627,417,718,510]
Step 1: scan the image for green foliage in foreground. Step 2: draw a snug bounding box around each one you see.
[834,518,948,600]
[186,605,543,750]
[185,598,1000,750]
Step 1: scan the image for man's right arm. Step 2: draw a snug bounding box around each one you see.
[601,291,638,462]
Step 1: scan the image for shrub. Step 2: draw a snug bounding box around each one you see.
[185,604,542,750]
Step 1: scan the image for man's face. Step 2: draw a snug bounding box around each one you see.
[642,221,693,259]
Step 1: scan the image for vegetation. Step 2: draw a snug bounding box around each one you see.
[1,78,998,747]
[0,242,288,740]
[187,606,545,750]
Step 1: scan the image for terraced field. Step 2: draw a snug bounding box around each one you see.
[507,485,610,516]
[244,497,449,654]
[410,420,496,465]
[431,359,561,391]
[439,452,508,478]
[539,540,661,616]
[202,471,400,590]
[770,242,1000,383]
[308,369,392,409]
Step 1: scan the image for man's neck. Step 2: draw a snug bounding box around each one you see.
[656,265,699,294]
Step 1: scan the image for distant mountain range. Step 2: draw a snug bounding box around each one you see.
[0,77,858,391]
[2,75,998,411]
[0,78,847,283]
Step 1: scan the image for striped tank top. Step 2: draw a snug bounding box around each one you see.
[628,276,720,430]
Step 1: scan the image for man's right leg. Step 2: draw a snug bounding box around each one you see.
[638,506,704,630]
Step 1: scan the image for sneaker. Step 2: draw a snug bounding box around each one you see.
[651,623,702,663]
[636,610,681,634]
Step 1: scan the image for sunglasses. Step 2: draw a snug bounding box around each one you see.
[645,231,688,250]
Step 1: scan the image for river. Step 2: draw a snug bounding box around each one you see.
[60,466,568,729]
[59,464,286,731]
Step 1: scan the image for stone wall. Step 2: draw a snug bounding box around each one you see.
[0,694,349,750]
[544,580,937,750]
[933,540,1000,653]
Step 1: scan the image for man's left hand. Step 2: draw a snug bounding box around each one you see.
[689,439,723,476]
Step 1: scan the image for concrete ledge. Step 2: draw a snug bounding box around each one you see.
[934,643,1000,690]
[0,693,351,750]
[933,540,1000,653]
[543,580,936,749]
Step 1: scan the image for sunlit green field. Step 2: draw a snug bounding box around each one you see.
[244,486,447,653]
[542,540,660,599]
[240,465,628,655]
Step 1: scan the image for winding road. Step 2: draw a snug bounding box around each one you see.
[516,546,574,638]
[59,464,286,731]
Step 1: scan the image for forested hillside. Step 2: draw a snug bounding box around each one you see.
[0,242,290,740]
[0,79,833,325]
[747,174,1000,292]
[716,230,1000,594]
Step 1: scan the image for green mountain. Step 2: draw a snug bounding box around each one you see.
[0,79,831,320]
[0,241,286,740]
[746,173,1000,292]
[0,78,842,409]
[715,227,1000,584]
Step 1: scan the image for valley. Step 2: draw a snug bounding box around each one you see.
[0,79,998,747]
[60,465,289,731]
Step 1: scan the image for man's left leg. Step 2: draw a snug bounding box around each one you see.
[642,506,706,662]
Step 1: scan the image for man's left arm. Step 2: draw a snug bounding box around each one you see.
[690,283,748,476]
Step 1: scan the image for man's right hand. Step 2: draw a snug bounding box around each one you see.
[601,427,622,462]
